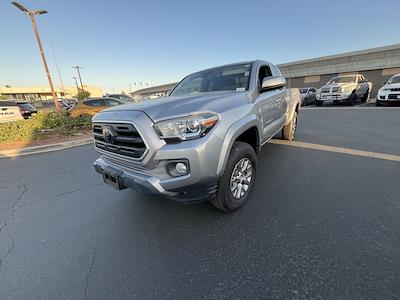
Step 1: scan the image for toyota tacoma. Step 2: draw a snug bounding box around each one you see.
[92,61,301,212]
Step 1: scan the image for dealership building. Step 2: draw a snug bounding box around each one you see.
[131,44,400,100]
[0,85,103,101]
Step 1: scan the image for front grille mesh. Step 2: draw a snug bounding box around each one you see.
[93,123,146,158]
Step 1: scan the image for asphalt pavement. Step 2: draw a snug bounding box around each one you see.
[0,106,399,299]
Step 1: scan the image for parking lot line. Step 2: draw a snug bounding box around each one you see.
[269,140,400,162]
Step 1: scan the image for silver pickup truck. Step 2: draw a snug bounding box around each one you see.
[92,61,300,211]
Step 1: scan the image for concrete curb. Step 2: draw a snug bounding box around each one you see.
[0,137,94,159]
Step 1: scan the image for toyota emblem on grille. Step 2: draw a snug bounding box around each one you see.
[102,127,115,144]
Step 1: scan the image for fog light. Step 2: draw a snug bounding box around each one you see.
[167,160,190,177]
[175,162,187,174]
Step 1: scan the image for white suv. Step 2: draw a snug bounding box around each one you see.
[376,74,400,106]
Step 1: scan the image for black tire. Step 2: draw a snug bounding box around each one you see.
[347,91,356,105]
[361,89,370,103]
[315,100,323,106]
[282,111,298,141]
[210,142,257,212]
[302,98,308,106]
[376,100,382,107]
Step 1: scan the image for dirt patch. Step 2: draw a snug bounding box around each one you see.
[0,130,93,150]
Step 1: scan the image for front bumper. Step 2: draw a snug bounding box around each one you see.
[92,110,224,202]
[317,92,352,101]
[377,93,400,102]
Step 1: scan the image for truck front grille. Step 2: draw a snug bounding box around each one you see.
[321,88,330,93]
[93,123,147,159]
[390,88,400,92]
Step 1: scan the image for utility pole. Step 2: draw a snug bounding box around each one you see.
[51,44,65,98]
[12,1,60,111]
[73,66,84,91]
[73,77,80,93]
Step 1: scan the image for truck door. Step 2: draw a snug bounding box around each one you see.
[356,75,368,96]
[255,65,284,142]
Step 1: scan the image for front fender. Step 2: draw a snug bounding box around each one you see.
[216,114,262,177]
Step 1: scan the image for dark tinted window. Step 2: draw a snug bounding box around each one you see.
[84,99,105,106]
[104,99,123,106]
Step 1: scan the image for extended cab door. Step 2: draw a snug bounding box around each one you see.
[356,75,369,96]
[255,64,285,142]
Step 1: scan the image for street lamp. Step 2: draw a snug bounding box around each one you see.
[11,1,60,112]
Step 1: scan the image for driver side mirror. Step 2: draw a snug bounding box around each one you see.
[261,76,286,92]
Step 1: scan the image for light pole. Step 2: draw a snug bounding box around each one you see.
[73,77,80,93]
[11,1,60,112]
[73,66,84,91]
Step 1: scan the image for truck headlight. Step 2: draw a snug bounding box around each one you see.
[153,113,219,140]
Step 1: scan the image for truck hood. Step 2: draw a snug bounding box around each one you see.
[102,91,250,122]
[321,83,354,89]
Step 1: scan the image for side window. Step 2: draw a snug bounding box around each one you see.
[105,99,121,106]
[258,65,272,86]
[84,99,104,106]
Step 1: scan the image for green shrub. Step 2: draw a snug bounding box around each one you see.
[0,112,92,144]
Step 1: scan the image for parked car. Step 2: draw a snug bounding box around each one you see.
[92,60,301,212]
[376,74,400,106]
[300,87,317,106]
[34,100,71,112]
[69,97,125,117]
[15,102,38,119]
[104,94,135,103]
[0,102,23,123]
[315,74,372,106]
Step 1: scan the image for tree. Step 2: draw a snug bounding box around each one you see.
[74,90,91,101]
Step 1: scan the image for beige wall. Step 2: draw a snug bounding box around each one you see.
[0,85,103,100]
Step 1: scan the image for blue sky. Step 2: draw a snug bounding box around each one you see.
[1,0,400,93]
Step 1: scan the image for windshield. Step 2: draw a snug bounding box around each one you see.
[300,88,309,94]
[388,75,400,84]
[170,63,252,96]
[328,76,356,84]
[109,95,131,101]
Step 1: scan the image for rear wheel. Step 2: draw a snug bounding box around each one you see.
[282,111,298,141]
[302,98,308,106]
[361,89,370,103]
[347,91,356,105]
[211,142,257,212]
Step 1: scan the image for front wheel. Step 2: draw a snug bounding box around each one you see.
[315,100,323,106]
[211,142,257,212]
[282,111,298,141]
